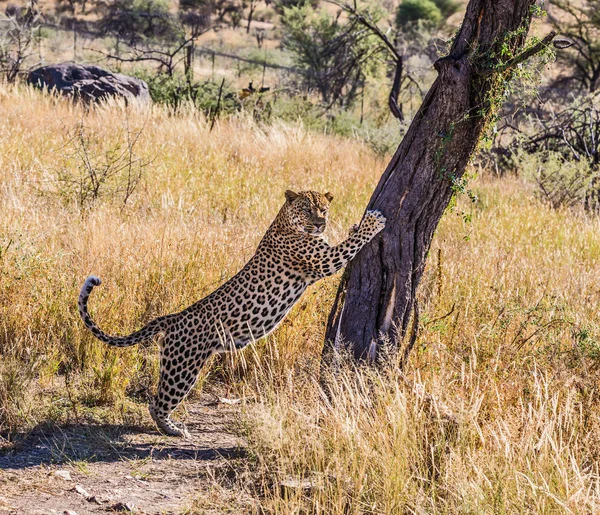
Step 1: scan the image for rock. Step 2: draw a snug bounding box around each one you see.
[219,397,242,405]
[279,477,317,497]
[73,484,97,502]
[73,484,89,497]
[110,501,136,512]
[63,511,80,515]
[53,469,72,481]
[28,63,150,105]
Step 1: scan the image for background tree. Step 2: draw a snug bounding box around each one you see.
[395,0,460,29]
[96,0,211,76]
[245,0,259,33]
[548,0,600,94]
[273,0,318,15]
[324,0,557,361]
[213,0,241,24]
[0,0,42,82]
[281,3,384,108]
[97,0,179,45]
[519,93,600,211]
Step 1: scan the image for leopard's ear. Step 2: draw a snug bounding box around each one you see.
[285,190,299,202]
[324,192,334,202]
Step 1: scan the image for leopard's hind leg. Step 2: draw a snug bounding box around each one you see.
[149,335,208,437]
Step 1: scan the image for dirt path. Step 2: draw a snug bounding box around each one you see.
[0,395,255,515]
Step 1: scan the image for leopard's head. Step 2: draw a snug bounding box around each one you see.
[283,190,333,236]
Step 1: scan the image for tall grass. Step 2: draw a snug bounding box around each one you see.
[238,180,600,513]
[2,82,600,512]
[0,82,381,429]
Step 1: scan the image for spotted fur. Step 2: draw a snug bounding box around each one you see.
[78,190,386,436]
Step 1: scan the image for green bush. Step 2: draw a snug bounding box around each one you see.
[395,0,460,29]
[99,0,179,43]
[396,0,441,28]
[520,150,597,211]
[178,0,212,11]
[138,73,241,116]
[281,4,382,107]
[273,0,319,15]
[434,0,460,18]
[355,119,406,157]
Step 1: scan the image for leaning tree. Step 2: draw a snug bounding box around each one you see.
[324,0,557,361]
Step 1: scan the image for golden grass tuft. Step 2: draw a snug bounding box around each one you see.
[2,82,600,512]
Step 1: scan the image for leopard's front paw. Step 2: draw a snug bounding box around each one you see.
[362,210,386,236]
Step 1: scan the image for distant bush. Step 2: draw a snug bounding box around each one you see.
[395,0,460,29]
[547,0,600,94]
[522,151,596,211]
[140,72,241,115]
[273,0,318,15]
[0,0,43,82]
[265,92,403,149]
[98,0,179,43]
[396,0,441,27]
[178,0,212,12]
[266,93,334,131]
[519,94,600,211]
[354,119,406,157]
[281,4,383,107]
[434,0,461,18]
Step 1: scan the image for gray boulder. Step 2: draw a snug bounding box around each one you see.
[28,63,150,104]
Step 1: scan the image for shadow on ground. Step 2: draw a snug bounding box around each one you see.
[0,421,246,470]
[0,393,247,470]
[0,396,253,514]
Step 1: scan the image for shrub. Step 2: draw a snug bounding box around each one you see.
[98,0,179,44]
[396,0,441,28]
[141,72,241,116]
[518,94,600,211]
[273,0,318,15]
[281,4,383,107]
[52,119,150,211]
[0,0,42,82]
[434,0,460,18]
[395,0,460,29]
[520,150,595,211]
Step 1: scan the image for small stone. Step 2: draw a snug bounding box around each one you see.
[73,484,90,499]
[110,501,136,512]
[54,470,72,481]
[219,397,242,405]
[279,477,316,497]
[63,511,80,515]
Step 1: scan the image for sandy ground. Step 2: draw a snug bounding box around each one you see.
[0,395,255,515]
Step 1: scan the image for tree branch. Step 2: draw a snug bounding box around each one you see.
[479,31,557,77]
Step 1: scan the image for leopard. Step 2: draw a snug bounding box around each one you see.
[78,190,386,437]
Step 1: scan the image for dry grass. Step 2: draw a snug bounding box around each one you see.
[240,176,600,514]
[2,82,600,513]
[0,82,380,426]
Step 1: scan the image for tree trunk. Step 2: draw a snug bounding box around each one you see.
[246,0,255,34]
[324,0,554,360]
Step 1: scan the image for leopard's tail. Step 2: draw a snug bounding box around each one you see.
[78,275,166,347]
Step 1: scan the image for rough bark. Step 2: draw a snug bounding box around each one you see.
[324,0,554,360]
